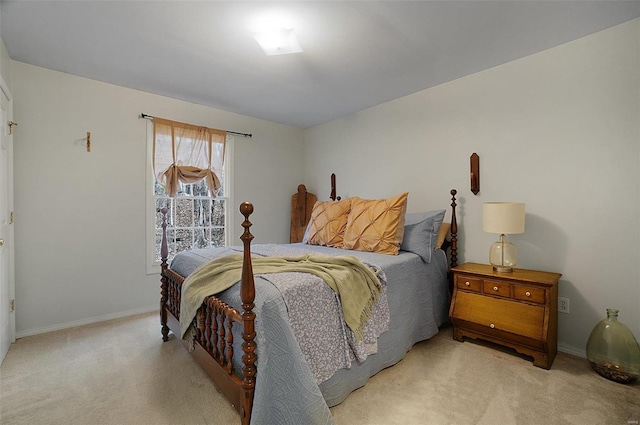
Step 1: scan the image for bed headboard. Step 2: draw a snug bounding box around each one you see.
[290,185,317,243]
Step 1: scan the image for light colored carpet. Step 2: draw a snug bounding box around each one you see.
[1,312,638,425]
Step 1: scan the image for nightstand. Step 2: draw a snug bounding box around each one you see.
[449,263,561,369]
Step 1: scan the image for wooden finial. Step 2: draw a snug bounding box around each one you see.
[240,202,254,219]
[330,173,341,201]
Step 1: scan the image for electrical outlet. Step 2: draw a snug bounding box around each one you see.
[558,297,570,314]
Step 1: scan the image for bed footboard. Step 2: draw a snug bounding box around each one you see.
[160,203,257,425]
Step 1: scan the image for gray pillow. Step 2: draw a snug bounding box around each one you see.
[400,209,446,263]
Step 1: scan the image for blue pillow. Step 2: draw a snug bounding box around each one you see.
[400,209,446,263]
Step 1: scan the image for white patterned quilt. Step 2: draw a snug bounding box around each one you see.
[249,244,390,384]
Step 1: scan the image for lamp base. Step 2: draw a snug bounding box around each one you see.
[492,265,514,273]
[489,234,517,273]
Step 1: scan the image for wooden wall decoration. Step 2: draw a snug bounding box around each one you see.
[330,173,341,201]
[290,184,317,243]
[470,153,480,195]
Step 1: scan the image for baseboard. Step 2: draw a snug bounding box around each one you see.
[558,342,586,359]
[15,306,590,360]
[15,306,158,339]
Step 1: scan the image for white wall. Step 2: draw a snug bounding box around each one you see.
[0,39,10,89]
[304,19,640,356]
[11,62,304,336]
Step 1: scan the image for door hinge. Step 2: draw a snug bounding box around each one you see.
[10,299,15,312]
[10,211,13,224]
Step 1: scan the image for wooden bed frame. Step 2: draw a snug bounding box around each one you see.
[160,187,458,425]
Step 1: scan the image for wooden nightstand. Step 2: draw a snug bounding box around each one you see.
[449,263,561,369]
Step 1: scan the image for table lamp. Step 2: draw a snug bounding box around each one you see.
[482,202,525,272]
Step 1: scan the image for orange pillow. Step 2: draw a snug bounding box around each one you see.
[436,222,451,249]
[304,198,353,247]
[343,192,409,255]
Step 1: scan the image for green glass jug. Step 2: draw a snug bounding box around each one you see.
[586,309,640,384]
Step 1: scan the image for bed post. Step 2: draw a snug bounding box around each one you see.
[449,189,458,269]
[160,207,170,342]
[239,202,257,425]
[447,189,458,296]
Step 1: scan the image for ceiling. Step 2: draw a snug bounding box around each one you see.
[1,1,639,128]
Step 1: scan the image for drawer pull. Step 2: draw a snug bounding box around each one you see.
[525,291,531,297]
[490,323,495,329]
[493,286,499,291]
[465,281,471,286]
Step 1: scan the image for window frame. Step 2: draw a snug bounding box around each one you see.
[145,121,234,275]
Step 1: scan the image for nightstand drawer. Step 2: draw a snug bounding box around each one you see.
[453,291,544,341]
[483,280,511,298]
[456,275,482,292]
[513,285,545,304]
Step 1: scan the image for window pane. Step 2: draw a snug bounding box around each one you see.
[211,200,225,227]
[155,230,162,261]
[175,229,193,253]
[155,229,176,262]
[192,180,209,197]
[154,180,167,196]
[194,228,208,248]
[217,174,225,197]
[211,228,225,247]
[194,199,209,227]
[156,198,172,228]
[175,198,194,227]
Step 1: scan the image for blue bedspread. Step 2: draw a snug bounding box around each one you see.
[170,243,449,425]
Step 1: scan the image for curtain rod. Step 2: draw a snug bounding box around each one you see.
[140,113,252,138]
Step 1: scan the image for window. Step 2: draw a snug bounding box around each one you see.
[153,177,228,262]
[146,120,234,274]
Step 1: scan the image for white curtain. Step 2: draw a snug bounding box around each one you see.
[153,117,226,197]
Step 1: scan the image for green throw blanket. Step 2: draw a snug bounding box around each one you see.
[180,253,383,341]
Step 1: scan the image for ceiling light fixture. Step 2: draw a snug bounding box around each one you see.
[254,27,303,56]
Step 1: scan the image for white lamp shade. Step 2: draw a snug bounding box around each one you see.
[483,202,525,234]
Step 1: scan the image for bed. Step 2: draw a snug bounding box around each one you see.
[160,187,459,425]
